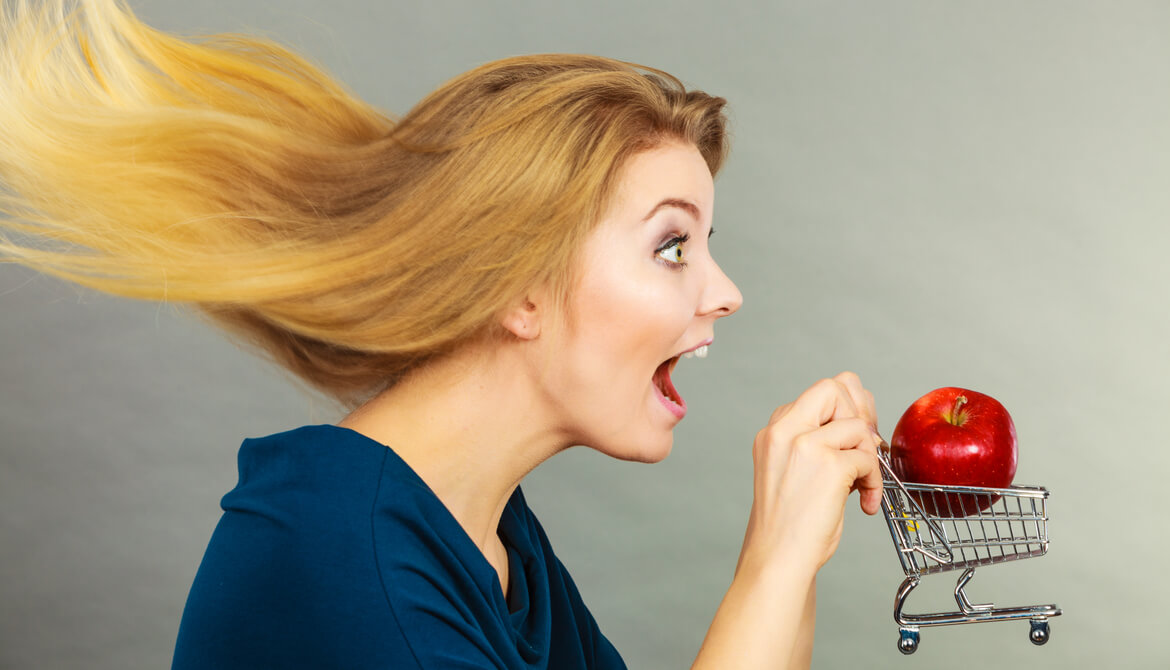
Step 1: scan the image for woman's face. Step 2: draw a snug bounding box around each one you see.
[536,141,742,462]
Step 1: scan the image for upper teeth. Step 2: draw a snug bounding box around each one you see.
[683,345,709,359]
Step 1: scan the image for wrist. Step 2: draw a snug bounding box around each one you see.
[735,544,820,592]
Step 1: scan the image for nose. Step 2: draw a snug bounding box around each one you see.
[699,259,743,318]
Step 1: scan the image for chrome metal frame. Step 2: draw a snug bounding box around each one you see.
[877,445,1062,655]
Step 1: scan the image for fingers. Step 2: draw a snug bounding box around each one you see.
[827,372,884,513]
[845,447,885,515]
[759,374,880,462]
[777,374,884,514]
[785,417,883,506]
[743,374,887,574]
[766,372,876,431]
[792,417,877,452]
[758,373,885,516]
[832,371,877,432]
[771,376,861,429]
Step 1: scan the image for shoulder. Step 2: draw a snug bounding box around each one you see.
[174,425,419,669]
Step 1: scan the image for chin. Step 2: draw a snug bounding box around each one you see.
[610,433,675,464]
[576,412,678,463]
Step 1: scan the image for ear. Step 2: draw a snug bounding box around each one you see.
[500,296,542,340]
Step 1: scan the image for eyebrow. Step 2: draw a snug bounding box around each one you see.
[642,198,715,237]
[641,198,700,222]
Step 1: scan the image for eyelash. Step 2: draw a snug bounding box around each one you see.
[655,233,690,269]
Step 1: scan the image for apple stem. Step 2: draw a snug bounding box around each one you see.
[948,395,969,426]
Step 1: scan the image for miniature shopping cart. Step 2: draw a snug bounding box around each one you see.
[876,444,1062,655]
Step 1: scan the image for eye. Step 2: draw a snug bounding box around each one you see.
[656,234,689,267]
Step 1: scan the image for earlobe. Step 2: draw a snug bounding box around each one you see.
[501,297,541,340]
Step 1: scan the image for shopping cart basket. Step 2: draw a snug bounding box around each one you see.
[877,443,1061,654]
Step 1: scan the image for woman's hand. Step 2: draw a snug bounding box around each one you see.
[738,372,884,578]
[692,372,884,670]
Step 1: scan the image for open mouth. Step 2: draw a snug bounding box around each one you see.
[652,342,710,420]
[653,356,685,415]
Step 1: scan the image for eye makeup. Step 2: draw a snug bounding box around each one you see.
[655,233,690,268]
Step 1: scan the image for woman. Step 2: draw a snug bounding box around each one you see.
[0,1,883,668]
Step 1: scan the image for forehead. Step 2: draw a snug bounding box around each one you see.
[603,142,715,224]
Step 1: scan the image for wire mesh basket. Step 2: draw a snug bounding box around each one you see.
[877,444,1062,655]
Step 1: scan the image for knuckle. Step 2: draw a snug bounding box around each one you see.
[754,425,782,460]
[812,377,836,393]
[835,370,861,386]
[768,402,791,424]
[791,431,817,454]
[753,428,767,451]
[824,376,852,398]
[841,417,867,437]
[807,378,843,404]
[764,423,789,448]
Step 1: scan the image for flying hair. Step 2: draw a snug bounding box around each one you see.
[0,0,730,405]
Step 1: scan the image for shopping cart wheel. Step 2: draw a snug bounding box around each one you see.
[897,628,920,655]
[1029,620,1050,646]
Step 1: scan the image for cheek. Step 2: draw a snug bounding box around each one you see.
[584,250,689,319]
[573,274,690,375]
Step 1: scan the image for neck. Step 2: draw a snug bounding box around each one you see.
[338,340,566,556]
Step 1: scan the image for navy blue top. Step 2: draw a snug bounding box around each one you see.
[172,425,626,669]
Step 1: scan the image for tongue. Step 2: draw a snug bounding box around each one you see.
[654,359,684,407]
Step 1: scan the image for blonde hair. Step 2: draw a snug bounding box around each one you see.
[0,0,730,405]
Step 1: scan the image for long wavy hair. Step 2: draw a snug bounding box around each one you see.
[0,0,730,406]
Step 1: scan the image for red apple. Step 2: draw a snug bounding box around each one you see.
[889,387,1018,516]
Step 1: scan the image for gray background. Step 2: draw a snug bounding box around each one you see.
[2,0,1167,668]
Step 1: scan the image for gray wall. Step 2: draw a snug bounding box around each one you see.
[3,0,1167,668]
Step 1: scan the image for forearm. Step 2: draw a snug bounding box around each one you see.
[693,373,881,668]
[691,557,817,670]
[788,580,816,669]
